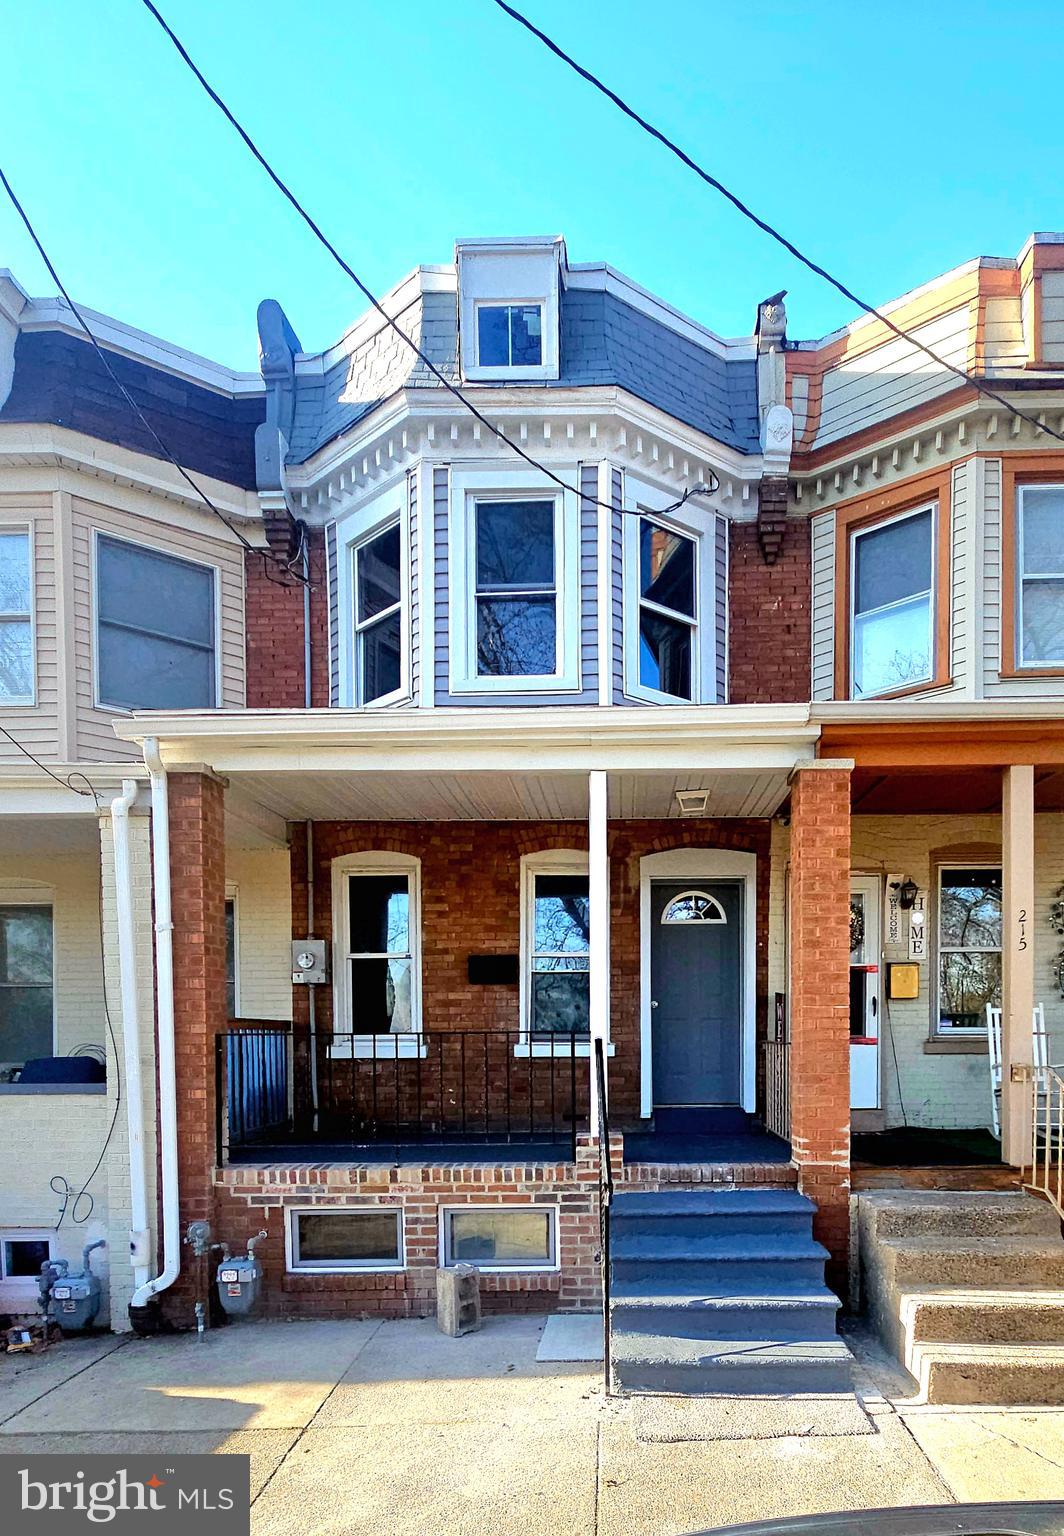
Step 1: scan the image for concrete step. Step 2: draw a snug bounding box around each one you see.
[611,1286,840,1342]
[612,1190,815,1238]
[612,1331,853,1396]
[861,1191,1060,1241]
[612,1232,830,1287]
[883,1235,1064,1291]
[898,1286,1064,1347]
[909,1341,1064,1405]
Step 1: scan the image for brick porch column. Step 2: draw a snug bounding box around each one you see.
[789,762,852,1291]
[166,769,227,1323]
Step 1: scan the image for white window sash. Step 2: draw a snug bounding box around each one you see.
[0,526,36,706]
[351,518,406,708]
[849,502,936,700]
[439,1204,559,1272]
[622,495,713,705]
[330,854,423,1059]
[934,864,1002,1036]
[1017,484,1064,667]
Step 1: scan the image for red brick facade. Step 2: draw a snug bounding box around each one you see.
[788,765,852,1291]
[727,516,811,703]
[244,527,330,709]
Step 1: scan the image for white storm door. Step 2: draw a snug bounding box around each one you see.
[849,875,882,1110]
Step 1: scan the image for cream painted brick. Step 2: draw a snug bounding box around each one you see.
[0,849,105,1054]
[226,846,293,1022]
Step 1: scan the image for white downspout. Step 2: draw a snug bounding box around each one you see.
[129,736,181,1311]
[110,779,151,1297]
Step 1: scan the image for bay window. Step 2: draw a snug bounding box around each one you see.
[936,865,1001,1034]
[96,534,217,710]
[850,504,934,698]
[0,530,34,704]
[637,517,696,700]
[1016,484,1064,666]
[353,521,403,704]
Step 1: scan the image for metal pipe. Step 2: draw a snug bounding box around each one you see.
[302,528,320,1127]
[129,737,181,1313]
[110,779,151,1296]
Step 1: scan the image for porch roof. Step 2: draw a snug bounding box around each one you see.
[112,704,822,828]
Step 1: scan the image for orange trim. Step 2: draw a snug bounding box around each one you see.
[831,468,953,701]
[999,452,1064,677]
[819,718,1064,769]
[794,385,976,471]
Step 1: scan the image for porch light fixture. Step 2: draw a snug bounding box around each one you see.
[675,790,710,817]
[897,877,919,911]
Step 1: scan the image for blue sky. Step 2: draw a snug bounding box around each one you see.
[1,0,1059,369]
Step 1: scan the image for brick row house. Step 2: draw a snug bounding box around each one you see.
[1,235,1062,1381]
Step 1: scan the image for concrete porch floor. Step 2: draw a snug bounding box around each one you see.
[2,1317,1062,1534]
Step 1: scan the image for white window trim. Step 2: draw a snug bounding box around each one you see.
[933,862,1001,1038]
[471,299,546,372]
[284,1206,405,1273]
[0,1229,54,1304]
[517,849,611,1059]
[1016,483,1064,668]
[448,466,581,695]
[848,501,936,701]
[622,482,717,705]
[91,526,222,714]
[438,1203,559,1273]
[0,888,56,1064]
[334,480,412,709]
[225,883,240,1020]
[330,851,423,1059]
[0,523,36,708]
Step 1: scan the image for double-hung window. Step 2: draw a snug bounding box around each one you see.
[352,522,403,704]
[637,517,697,700]
[850,504,934,698]
[521,854,590,1047]
[1016,485,1064,666]
[0,903,54,1065]
[474,498,558,679]
[936,866,1001,1034]
[96,534,217,710]
[476,304,543,369]
[0,530,34,704]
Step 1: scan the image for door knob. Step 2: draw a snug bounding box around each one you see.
[650,1000,659,1009]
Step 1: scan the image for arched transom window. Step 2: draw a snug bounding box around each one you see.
[660,890,727,925]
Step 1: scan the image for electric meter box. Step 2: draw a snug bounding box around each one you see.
[216,1256,262,1317]
[291,938,327,985]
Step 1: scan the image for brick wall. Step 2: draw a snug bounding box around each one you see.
[245,527,329,709]
[728,517,811,703]
[789,766,851,1289]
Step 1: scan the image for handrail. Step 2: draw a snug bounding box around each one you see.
[593,1036,614,1396]
[1028,1061,1064,1220]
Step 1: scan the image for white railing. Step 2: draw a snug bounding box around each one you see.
[763,1038,790,1141]
[1028,1063,1064,1220]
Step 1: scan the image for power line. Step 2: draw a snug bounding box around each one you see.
[0,164,311,589]
[490,0,1064,451]
[135,0,715,518]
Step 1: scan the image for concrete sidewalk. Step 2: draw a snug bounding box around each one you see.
[1,1317,1062,1535]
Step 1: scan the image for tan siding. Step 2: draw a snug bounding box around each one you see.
[1041,272,1064,364]
[226,846,293,1023]
[0,492,60,761]
[983,295,1026,371]
[810,510,836,700]
[71,495,246,761]
[949,459,968,692]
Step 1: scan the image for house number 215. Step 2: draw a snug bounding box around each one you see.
[1018,909,1028,951]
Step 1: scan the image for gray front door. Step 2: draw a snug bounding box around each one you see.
[650,880,742,1106]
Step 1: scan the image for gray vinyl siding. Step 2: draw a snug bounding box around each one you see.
[949,459,969,693]
[0,491,61,763]
[810,510,836,700]
[407,469,419,708]
[579,464,598,698]
[325,521,339,707]
[981,458,1002,690]
[611,467,626,705]
[433,463,598,706]
[715,515,728,703]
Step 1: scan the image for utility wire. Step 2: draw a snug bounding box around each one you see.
[0,164,310,589]
[490,0,1064,451]
[136,0,715,517]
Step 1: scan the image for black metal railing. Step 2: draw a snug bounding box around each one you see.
[216,1026,586,1162]
[593,1035,614,1396]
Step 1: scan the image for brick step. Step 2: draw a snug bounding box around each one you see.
[909,1342,1064,1405]
[898,1286,1064,1348]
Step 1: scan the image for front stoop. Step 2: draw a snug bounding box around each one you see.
[856,1190,1064,1405]
[609,1189,851,1395]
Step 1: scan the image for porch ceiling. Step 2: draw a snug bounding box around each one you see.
[222,766,795,825]
[852,766,1064,815]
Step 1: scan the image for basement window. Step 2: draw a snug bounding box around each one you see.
[0,1230,53,1305]
[441,1207,558,1270]
[286,1209,404,1272]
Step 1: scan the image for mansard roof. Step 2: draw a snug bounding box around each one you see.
[279,267,762,466]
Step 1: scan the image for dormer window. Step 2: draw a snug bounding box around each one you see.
[476,304,543,369]
[456,237,562,381]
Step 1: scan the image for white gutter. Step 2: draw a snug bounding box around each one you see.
[110,780,150,1297]
[129,736,180,1312]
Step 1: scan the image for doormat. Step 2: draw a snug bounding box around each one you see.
[630,1392,877,1442]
